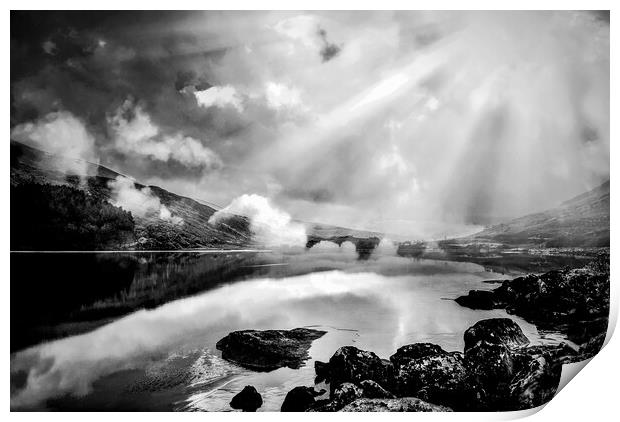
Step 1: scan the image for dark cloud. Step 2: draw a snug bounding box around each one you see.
[317,28,342,62]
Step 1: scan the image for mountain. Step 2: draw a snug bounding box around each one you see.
[10,141,253,250]
[470,181,610,248]
[10,141,379,251]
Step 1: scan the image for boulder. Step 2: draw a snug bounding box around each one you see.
[464,341,516,409]
[393,350,476,410]
[328,346,393,394]
[281,386,324,412]
[339,397,452,412]
[579,331,607,360]
[389,343,447,369]
[314,360,330,383]
[464,318,529,352]
[331,382,364,409]
[216,327,326,371]
[229,385,263,412]
[307,383,363,412]
[463,320,564,410]
[360,379,395,399]
[455,290,499,310]
[508,353,562,410]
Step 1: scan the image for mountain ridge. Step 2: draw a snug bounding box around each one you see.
[469,180,609,247]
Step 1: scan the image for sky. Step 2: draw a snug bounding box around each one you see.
[10,11,610,238]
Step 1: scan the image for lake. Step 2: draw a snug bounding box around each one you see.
[10,247,569,411]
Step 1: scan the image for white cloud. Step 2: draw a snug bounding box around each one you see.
[209,194,306,247]
[272,15,321,49]
[10,111,99,177]
[194,85,244,112]
[265,82,303,110]
[108,176,183,224]
[109,99,222,169]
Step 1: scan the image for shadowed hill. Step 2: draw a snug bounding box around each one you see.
[10,141,253,250]
[470,181,609,247]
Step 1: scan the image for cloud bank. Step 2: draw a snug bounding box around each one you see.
[108,176,183,224]
[11,111,99,177]
[209,194,307,247]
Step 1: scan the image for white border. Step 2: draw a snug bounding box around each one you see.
[3,2,617,421]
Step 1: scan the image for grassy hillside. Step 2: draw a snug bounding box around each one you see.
[471,181,609,247]
[11,141,253,250]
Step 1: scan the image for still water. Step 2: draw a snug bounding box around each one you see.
[10,247,566,411]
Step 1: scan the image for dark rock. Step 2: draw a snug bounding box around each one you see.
[508,353,562,410]
[455,255,610,362]
[464,318,529,352]
[328,346,393,394]
[216,327,326,371]
[230,385,263,412]
[339,397,452,412]
[331,382,364,409]
[463,320,565,410]
[519,343,579,364]
[314,360,330,383]
[464,341,516,408]
[393,350,477,411]
[307,383,363,412]
[306,399,338,412]
[455,290,498,310]
[579,331,607,360]
[360,380,396,399]
[281,386,324,412]
[389,343,447,369]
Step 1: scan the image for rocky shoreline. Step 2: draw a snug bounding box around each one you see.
[455,253,609,361]
[218,255,609,412]
[221,319,571,412]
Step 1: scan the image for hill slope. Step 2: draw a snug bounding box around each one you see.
[11,141,253,250]
[471,181,609,247]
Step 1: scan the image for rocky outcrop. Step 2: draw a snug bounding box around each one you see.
[455,255,609,361]
[340,397,452,412]
[308,318,565,412]
[464,318,530,350]
[314,360,330,383]
[281,386,325,412]
[359,380,395,399]
[230,385,263,412]
[327,346,393,394]
[463,318,562,410]
[392,348,477,410]
[216,328,326,371]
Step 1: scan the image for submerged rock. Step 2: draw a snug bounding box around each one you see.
[281,386,325,412]
[230,385,263,412]
[340,397,452,412]
[216,327,326,371]
[455,290,497,309]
